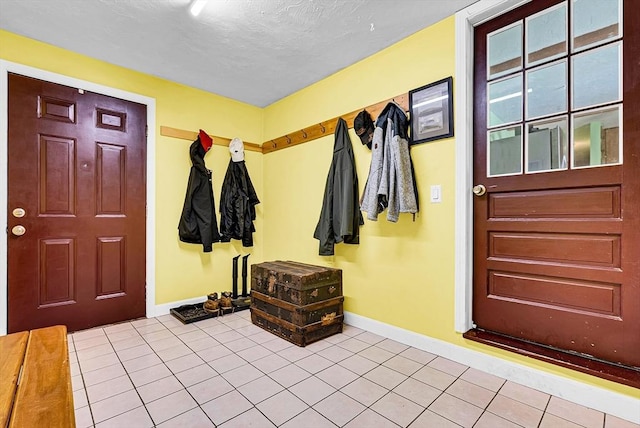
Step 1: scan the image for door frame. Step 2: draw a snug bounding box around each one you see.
[453,0,532,333]
[0,60,157,335]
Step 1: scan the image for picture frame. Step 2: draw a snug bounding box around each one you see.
[408,76,454,145]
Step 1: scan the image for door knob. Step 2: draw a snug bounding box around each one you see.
[11,225,26,236]
[472,184,487,196]
[12,208,26,218]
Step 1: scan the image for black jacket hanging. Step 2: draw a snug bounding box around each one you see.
[178,136,221,252]
[219,159,260,247]
[313,117,363,256]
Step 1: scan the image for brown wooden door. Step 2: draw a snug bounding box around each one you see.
[473,0,640,367]
[7,73,147,333]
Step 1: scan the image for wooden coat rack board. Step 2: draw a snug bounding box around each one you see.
[159,92,409,155]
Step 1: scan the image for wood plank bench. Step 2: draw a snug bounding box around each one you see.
[0,325,75,427]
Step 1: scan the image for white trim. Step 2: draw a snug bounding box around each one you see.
[453,0,532,333]
[154,296,207,317]
[344,311,640,424]
[0,61,157,334]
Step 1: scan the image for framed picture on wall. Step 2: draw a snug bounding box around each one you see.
[409,76,453,145]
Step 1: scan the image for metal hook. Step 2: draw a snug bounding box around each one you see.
[285,135,291,144]
[302,129,307,139]
[319,123,326,133]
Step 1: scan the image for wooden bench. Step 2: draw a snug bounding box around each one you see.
[0,325,75,427]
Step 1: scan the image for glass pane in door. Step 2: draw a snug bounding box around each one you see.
[572,42,621,110]
[572,106,621,168]
[526,3,567,66]
[526,117,568,173]
[488,125,523,176]
[526,60,567,119]
[572,0,621,51]
[488,22,523,79]
[488,74,522,127]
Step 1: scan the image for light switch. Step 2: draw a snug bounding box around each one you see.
[430,185,442,203]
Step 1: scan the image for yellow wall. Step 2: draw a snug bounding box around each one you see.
[0,29,264,304]
[2,16,637,400]
[262,17,638,399]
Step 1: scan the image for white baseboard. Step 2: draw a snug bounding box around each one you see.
[343,311,640,424]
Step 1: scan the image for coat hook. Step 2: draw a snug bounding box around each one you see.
[319,123,326,133]
[302,129,307,139]
[285,135,291,144]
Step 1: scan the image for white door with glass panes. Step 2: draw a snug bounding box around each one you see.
[472,0,640,367]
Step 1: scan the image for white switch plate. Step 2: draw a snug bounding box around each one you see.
[430,185,441,203]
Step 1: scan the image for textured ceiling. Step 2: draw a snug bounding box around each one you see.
[0,0,478,107]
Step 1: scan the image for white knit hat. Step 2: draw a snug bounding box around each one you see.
[229,137,244,162]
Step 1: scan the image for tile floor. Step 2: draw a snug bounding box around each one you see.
[68,311,639,428]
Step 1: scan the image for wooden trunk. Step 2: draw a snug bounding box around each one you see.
[251,261,343,346]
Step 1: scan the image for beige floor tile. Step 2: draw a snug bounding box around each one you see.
[73,328,107,344]
[429,393,483,427]
[82,363,126,387]
[94,406,153,428]
[408,409,461,428]
[106,329,141,343]
[276,344,314,362]
[295,353,334,374]
[111,336,146,351]
[499,380,550,410]
[136,375,184,403]
[165,352,205,373]
[280,408,336,428]
[539,413,584,428]
[345,408,401,428]
[338,337,371,353]
[157,407,215,427]
[222,363,264,387]
[399,347,437,365]
[219,407,276,428]
[76,343,114,361]
[428,356,468,377]
[196,344,233,362]
[446,378,496,409]
[359,346,396,364]
[176,329,209,343]
[356,331,386,345]
[184,336,219,352]
[269,363,312,387]
[128,362,172,387]
[78,352,120,373]
[342,377,389,407]
[546,397,605,428]
[115,343,153,362]
[316,364,360,389]
[304,339,334,352]
[459,367,506,392]
[225,337,258,352]
[411,366,456,390]
[156,343,193,362]
[74,406,93,428]
[73,388,88,410]
[339,354,379,375]
[605,415,640,428]
[317,344,355,362]
[187,374,235,404]
[289,376,336,406]
[371,392,425,427]
[201,390,254,426]
[214,330,245,344]
[376,338,410,354]
[174,363,218,387]
[71,374,84,392]
[236,375,285,404]
[342,325,366,336]
[90,389,143,423]
[252,353,292,373]
[475,411,522,428]
[86,374,134,403]
[236,344,273,362]
[146,389,198,425]
[262,337,295,352]
[394,378,442,408]
[314,391,366,426]
[256,390,308,425]
[383,355,424,376]
[365,365,408,389]
[122,353,163,373]
[487,394,543,428]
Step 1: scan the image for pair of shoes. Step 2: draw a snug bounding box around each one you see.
[203,292,219,313]
[219,291,233,310]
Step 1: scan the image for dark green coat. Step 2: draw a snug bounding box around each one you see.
[313,118,363,255]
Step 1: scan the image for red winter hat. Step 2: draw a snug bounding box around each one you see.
[199,129,213,152]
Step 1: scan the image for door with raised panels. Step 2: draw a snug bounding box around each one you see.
[7,73,147,333]
[472,0,640,367]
